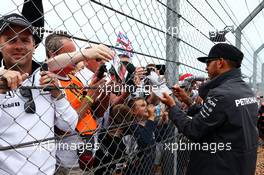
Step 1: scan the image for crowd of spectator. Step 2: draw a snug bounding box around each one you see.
[0,1,263,175]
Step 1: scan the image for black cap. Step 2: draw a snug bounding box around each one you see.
[0,13,34,35]
[197,43,244,63]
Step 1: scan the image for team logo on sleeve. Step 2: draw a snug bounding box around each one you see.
[235,97,257,107]
[200,97,218,118]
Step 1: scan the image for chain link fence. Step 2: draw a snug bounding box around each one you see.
[0,0,262,175]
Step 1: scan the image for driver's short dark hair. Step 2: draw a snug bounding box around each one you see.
[225,59,241,68]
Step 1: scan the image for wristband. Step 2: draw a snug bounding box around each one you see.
[79,95,94,104]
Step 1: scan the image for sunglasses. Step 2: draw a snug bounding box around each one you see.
[19,88,36,114]
[205,58,221,66]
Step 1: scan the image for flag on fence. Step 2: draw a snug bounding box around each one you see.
[115,31,134,58]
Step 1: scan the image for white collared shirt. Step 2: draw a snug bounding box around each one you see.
[0,67,78,175]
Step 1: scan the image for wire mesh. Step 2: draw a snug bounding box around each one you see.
[0,0,263,175]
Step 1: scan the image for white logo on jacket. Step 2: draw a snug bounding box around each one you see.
[200,97,218,118]
[235,97,257,107]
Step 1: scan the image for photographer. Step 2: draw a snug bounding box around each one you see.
[45,34,113,174]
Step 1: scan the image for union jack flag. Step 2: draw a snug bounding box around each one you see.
[115,31,134,58]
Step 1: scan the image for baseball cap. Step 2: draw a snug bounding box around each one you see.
[197,43,243,63]
[0,13,34,35]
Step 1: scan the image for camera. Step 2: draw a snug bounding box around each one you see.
[40,63,51,91]
[40,63,48,71]
[145,64,166,76]
[145,67,156,76]
[96,64,107,79]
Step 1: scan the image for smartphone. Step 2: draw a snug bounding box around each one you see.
[40,63,50,91]
[155,64,166,75]
[40,63,48,71]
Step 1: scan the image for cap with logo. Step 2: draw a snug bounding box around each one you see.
[197,43,244,64]
[0,13,34,35]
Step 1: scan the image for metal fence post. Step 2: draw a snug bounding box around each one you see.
[253,43,264,92]
[166,0,180,174]
[166,0,180,87]
[235,1,264,50]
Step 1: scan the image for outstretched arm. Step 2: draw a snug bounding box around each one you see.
[46,44,114,72]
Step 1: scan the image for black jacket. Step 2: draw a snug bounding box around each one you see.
[258,105,264,138]
[169,68,258,175]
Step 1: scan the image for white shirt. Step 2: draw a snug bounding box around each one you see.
[0,68,78,175]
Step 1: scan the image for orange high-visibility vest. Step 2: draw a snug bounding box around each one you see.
[59,74,97,135]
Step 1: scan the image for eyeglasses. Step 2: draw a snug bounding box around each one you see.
[19,88,36,114]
